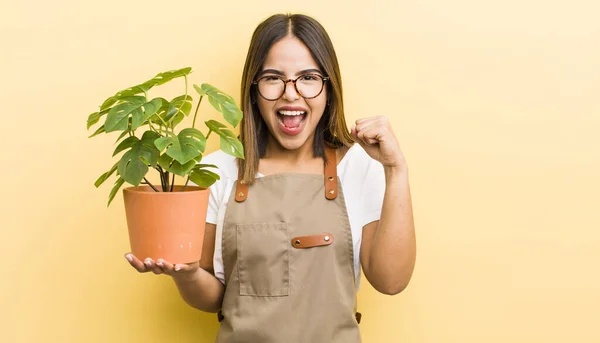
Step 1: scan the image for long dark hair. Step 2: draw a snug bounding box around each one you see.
[238,13,353,184]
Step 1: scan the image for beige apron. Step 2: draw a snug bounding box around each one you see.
[215,147,361,343]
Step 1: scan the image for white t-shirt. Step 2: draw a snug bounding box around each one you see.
[200,143,386,288]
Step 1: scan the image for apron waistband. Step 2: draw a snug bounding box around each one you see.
[217,310,362,324]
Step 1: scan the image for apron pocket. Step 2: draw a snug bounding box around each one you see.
[236,223,289,296]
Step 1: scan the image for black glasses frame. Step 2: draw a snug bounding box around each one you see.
[252,74,329,101]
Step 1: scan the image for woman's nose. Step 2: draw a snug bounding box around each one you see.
[282,80,301,101]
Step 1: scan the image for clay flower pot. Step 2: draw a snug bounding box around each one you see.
[123,185,209,264]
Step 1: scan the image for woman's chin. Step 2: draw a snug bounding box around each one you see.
[272,133,310,151]
[278,138,305,151]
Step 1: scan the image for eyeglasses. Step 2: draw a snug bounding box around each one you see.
[253,74,329,101]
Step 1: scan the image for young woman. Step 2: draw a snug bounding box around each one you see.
[125,13,416,342]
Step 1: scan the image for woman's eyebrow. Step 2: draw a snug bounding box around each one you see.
[258,68,323,77]
[296,68,323,76]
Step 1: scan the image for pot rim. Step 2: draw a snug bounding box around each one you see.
[123,185,208,194]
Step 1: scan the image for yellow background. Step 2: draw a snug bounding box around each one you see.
[1,0,599,342]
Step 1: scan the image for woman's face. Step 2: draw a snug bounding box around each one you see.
[256,35,328,152]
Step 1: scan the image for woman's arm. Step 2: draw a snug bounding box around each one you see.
[351,116,417,295]
[172,267,225,313]
[172,223,225,312]
[360,166,416,295]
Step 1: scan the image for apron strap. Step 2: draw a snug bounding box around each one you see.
[324,146,338,200]
[234,147,339,203]
[234,177,248,203]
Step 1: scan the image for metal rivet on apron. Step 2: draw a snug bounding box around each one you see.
[295,240,301,246]
[329,189,335,195]
[238,192,245,197]
[328,176,334,181]
[324,236,330,242]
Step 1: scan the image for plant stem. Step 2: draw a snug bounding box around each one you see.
[147,120,160,134]
[206,130,212,140]
[156,165,167,191]
[142,178,159,192]
[182,176,190,192]
[164,171,170,192]
[174,76,188,133]
[170,173,175,192]
[192,95,203,129]
[155,114,170,132]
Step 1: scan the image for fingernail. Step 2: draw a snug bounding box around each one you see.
[125,254,133,262]
[174,265,181,271]
[157,259,164,267]
[144,258,152,266]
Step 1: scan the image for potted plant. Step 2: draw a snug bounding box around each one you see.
[87,67,243,264]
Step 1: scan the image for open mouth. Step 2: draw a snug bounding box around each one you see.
[277,110,307,129]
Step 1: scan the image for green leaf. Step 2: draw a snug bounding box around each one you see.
[172,94,193,105]
[112,136,139,156]
[164,95,193,125]
[100,89,142,112]
[88,125,105,138]
[101,97,118,112]
[154,128,206,165]
[179,128,207,151]
[147,97,170,124]
[105,97,162,132]
[87,108,110,129]
[193,84,205,95]
[112,82,155,103]
[139,131,161,159]
[124,84,151,95]
[117,131,160,186]
[107,177,125,207]
[170,67,192,79]
[94,162,118,188]
[205,120,244,159]
[194,83,242,127]
[189,168,220,188]
[157,154,197,176]
[105,96,146,132]
[96,67,191,116]
[205,119,226,131]
[137,98,163,127]
[114,129,131,144]
[193,163,218,169]
[219,130,244,159]
[157,153,172,171]
[144,67,192,88]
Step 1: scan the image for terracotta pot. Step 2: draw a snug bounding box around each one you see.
[123,185,209,264]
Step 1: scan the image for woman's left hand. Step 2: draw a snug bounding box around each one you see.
[351,115,407,170]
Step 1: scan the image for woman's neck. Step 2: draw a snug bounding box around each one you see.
[260,134,323,175]
[264,135,318,162]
